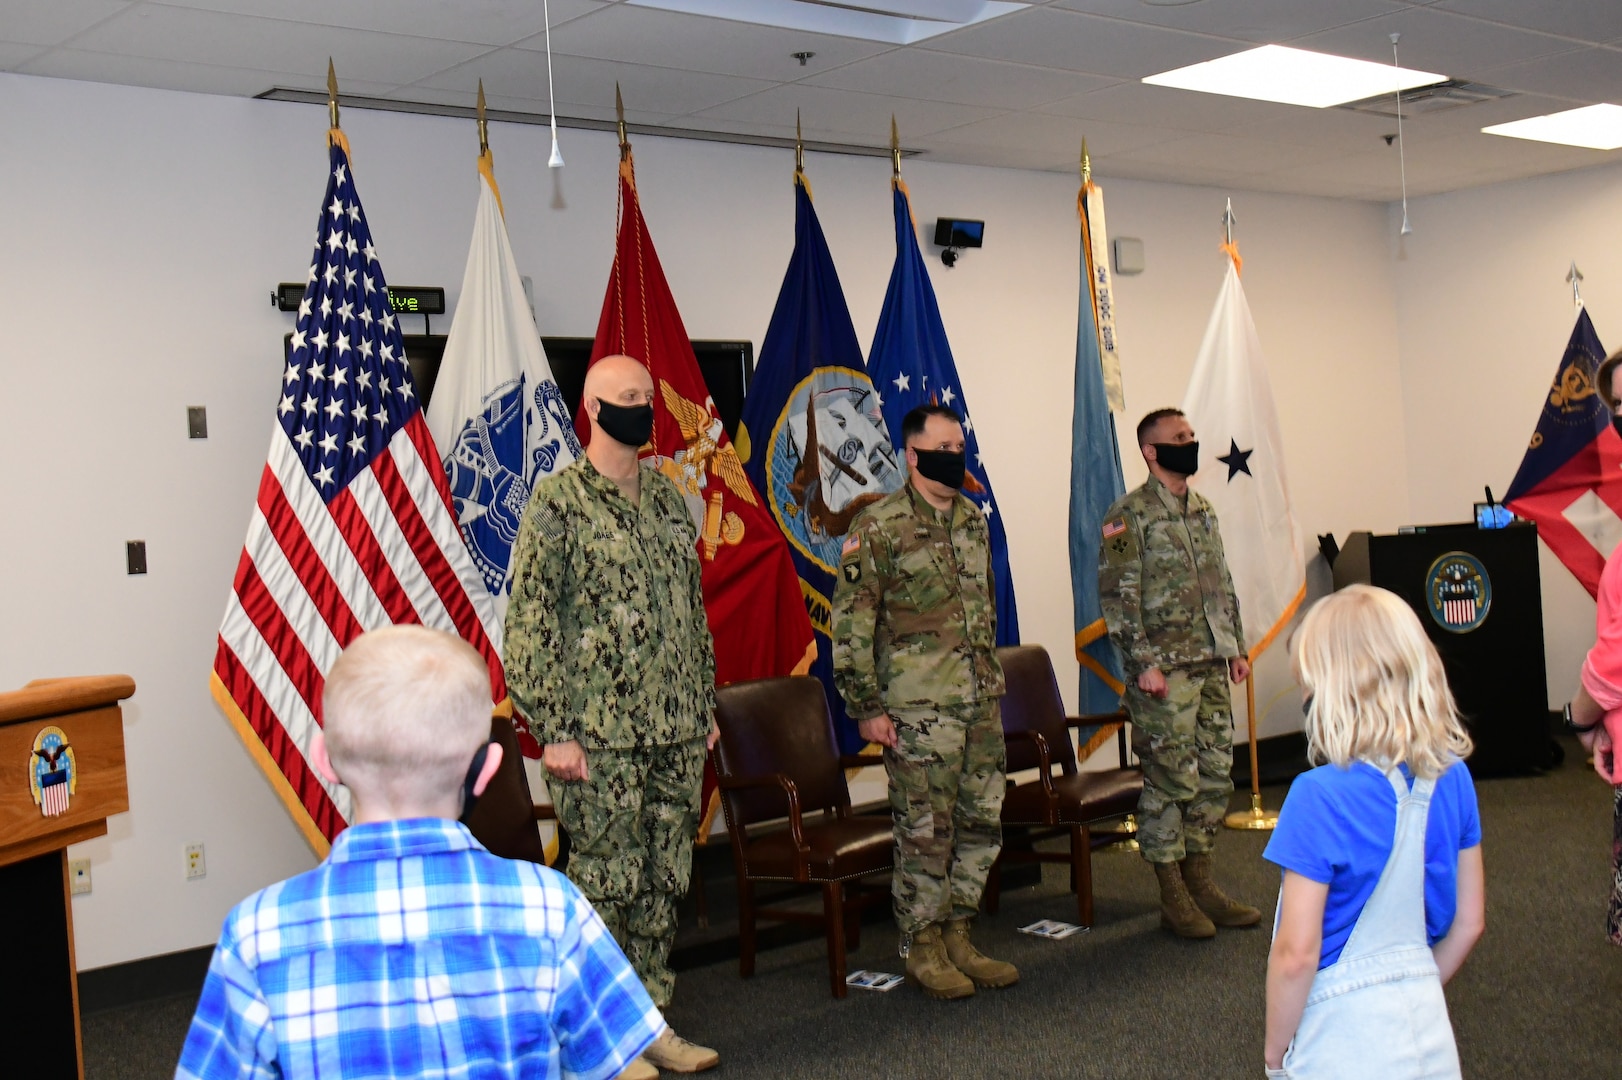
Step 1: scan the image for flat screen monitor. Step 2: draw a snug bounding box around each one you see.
[285,334,754,442]
[1475,502,1515,529]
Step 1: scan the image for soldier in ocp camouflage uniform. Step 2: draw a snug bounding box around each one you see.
[1098,407,1262,939]
[833,404,1018,1000]
[504,355,719,1076]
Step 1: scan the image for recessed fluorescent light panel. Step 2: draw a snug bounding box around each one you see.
[1482,104,1622,151]
[621,0,1027,45]
[1143,44,1447,109]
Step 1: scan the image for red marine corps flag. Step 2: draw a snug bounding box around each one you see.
[582,94,816,824]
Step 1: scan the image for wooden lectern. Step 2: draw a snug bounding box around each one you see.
[1,676,134,1080]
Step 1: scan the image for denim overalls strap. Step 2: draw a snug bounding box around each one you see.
[1272,765,1461,1080]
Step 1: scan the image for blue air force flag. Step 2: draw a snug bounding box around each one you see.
[426,157,580,624]
[867,181,1020,645]
[738,175,903,752]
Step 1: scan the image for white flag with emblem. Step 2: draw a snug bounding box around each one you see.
[427,156,580,628]
[1182,254,1305,658]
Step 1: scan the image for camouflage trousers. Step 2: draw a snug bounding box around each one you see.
[1124,662,1235,863]
[552,737,705,1008]
[884,701,1006,935]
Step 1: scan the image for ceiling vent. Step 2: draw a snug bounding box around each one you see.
[1337,79,1517,119]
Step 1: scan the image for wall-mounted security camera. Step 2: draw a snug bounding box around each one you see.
[933,218,984,269]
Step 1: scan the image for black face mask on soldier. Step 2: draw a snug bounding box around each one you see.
[912,448,967,490]
[1152,441,1200,477]
[595,398,655,447]
[1612,414,1622,440]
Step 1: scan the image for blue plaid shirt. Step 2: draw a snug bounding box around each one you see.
[176,818,663,1080]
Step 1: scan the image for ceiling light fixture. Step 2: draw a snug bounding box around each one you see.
[616,0,1027,45]
[1143,44,1447,109]
[1482,104,1622,151]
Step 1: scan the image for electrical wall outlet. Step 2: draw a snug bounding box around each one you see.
[185,842,206,880]
[69,859,92,895]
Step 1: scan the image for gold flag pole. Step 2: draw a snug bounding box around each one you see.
[476,79,490,156]
[616,82,631,161]
[327,58,340,131]
[889,113,901,177]
[1222,189,1278,828]
[1077,135,1138,853]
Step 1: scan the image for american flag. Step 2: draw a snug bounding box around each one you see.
[40,771,69,817]
[211,136,506,850]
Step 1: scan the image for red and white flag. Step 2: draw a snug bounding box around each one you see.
[211,130,506,853]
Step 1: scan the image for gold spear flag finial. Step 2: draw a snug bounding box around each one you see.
[890,114,901,177]
[326,58,340,130]
[476,79,490,155]
[795,109,805,174]
[616,82,630,160]
[1081,138,1091,186]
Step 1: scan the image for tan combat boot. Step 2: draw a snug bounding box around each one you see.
[943,918,1019,988]
[904,923,976,1000]
[1154,860,1217,939]
[642,1028,719,1073]
[1181,852,1263,928]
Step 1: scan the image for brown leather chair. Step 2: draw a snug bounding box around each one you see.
[463,714,561,867]
[712,676,893,998]
[986,644,1142,927]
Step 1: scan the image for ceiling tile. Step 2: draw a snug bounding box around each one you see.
[693,83,1005,138]
[1051,0,1406,44]
[524,3,892,81]
[1290,6,1575,76]
[0,42,49,68]
[926,110,1187,158]
[15,48,399,98]
[1038,81,1315,135]
[1476,47,1622,103]
[68,5,491,85]
[913,139,1081,173]
[802,50,1116,110]
[417,50,774,117]
[919,7,1235,78]
[1,0,130,47]
[1430,1,1622,45]
[1089,157,1247,189]
[1104,132,1351,175]
[378,84,681,127]
[152,0,603,47]
[1223,104,1414,150]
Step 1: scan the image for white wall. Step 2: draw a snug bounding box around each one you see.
[1391,161,1622,705]
[3,72,1411,969]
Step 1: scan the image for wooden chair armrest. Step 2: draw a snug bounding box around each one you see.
[1004,730,1059,797]
[715,771,810,864]
[1066,710,1129,728]
[839,753,886,769]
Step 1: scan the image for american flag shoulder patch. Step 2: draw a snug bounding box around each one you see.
[1102,517,1126,539]
[842,534,861,557]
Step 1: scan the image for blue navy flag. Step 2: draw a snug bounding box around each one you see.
[738,175,903,752]
[867,181,1020,645]
[1070,182,1127,723]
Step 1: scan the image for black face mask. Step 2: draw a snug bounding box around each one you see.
[912,448,967,490]
[1152,441,1200,477]
[458,742,494,822]
[595,399,655,447]
[1612,414,1622,440]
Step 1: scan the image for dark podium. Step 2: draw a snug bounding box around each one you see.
[1333,523,1555,776]
[1,675,134,1080]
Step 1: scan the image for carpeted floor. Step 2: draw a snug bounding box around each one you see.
[85,737,1621,1079]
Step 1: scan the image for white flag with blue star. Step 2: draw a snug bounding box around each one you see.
[426,157,580,627]
[1182,254,1304,658]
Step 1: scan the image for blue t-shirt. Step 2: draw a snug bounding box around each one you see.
[1263,759,1481,968]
